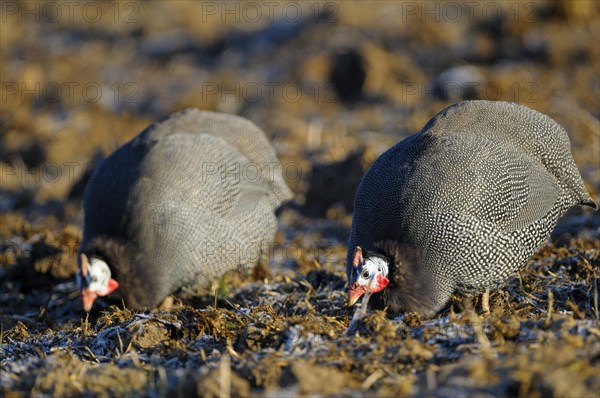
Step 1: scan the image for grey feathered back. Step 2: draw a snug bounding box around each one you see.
[347,101,596,314]
[81,109,293,309]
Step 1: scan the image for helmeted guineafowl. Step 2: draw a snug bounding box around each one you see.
[346,100,597,317]
[77,109,293,311]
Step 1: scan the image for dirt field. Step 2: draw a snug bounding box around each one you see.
[1,1,599,397]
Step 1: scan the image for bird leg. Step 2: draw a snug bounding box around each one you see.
[462,294,491,349]
[481,289,490,315]
[158,295,174,311]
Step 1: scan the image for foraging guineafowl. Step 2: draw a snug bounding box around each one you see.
[346,101,597,317]
[77,109,293,311]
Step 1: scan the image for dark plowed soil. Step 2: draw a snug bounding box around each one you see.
[1,2,599,397]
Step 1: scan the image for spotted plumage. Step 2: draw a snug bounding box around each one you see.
[78,109,292,310]
[346,101,597,317]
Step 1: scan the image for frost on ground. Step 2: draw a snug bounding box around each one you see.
[1,207,599,397]
[2,1,600,396]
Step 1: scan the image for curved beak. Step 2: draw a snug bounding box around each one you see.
[81,288,98,312]
[348,282,367,306]
[347,274,390,306]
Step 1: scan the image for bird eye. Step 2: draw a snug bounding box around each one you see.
[377,267,381,272]
[91,276,98,283]
[361,270,369,278]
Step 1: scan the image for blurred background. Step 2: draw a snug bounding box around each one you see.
[2,0,598,217]
[1,1,599,396]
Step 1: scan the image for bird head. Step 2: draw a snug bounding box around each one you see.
[348,246,390,306]
[77,253,119,312]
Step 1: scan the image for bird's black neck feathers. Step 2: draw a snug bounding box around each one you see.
[368,240,438,316]
[83,238,130,270]
[82,237,151,308]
